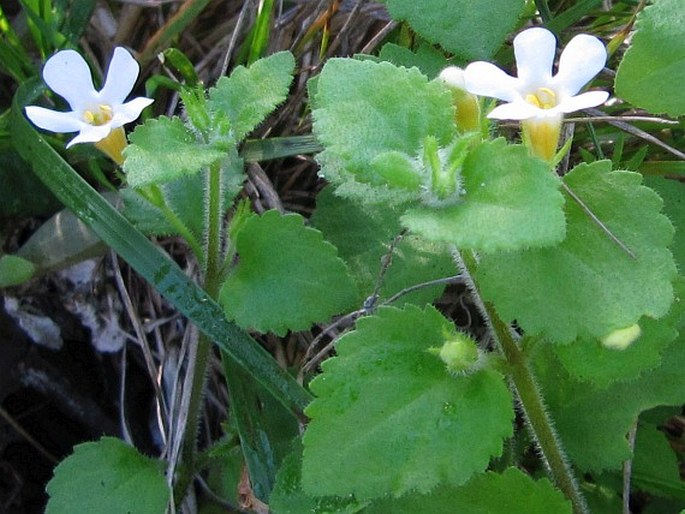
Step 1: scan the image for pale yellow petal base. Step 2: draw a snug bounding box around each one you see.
[94,127,127,165]
[522,115,562,162]
[454,92,481,134]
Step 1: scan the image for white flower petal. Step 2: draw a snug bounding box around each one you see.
[552,34,607,97]
[487,101,541,120]
[42,50,97,110]
[557,90,610,113]
[109,97,154,129]
[513,27,556,88]
[66,124,112,147]
[98,47,141,104]
[464,62,520,102]
[24,106,84,133]
[438,66,466,89]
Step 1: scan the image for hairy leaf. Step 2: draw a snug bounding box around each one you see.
[270,440,369,514]
[123,150,245,239]
[378,42,451,79]
[535,295,685,471]
[312,58,455,202]
[644,176,685,271]
[45,437,168,514]
[365,468,571,513]
[382,0,525,60]
[553,310,678,388]
[208,51,295,141]
[302,306,513,499]
[401,139,566,251]
[220,210,358,335]
[615,0,685,116]
[479,161,676,343]
[124,116,225,187]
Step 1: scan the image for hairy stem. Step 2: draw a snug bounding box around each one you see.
[176,161,224,500]
[454,249,589,514]
[204,161,223,293]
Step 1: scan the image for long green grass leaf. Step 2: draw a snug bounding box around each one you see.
[546,0,603,34]
[241,135,323,162]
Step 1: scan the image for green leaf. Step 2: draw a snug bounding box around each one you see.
[0,255,35,287]
[124,116,226,187]
[222,359,300,501]
[123,151,246,239]
[378,42,451,79]
[615,0,685,116]
[121,188,175,236]
[45,437,169,514]
[535,304,685,471]
[401,139,566,251]
[270,440,369,514]
[364,468,571,514]
[312,58,455,201]
[633,421,685,501]
[219,210,358,336]
[207,51,295,141]
[479,161,677,343]
[644,176,685,271]
[382,0,525,61]
[160,48,200,86]
[302,306,513,500]
[553,307,680,388]
[311,185,455,307]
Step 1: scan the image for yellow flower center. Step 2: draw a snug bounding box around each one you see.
[525,87,557,110]
[83,104,113,125]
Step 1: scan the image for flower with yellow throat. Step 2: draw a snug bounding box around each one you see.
[454,27,609,161]
[25,47,153,165]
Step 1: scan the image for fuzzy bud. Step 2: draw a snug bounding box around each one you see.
[431,333,481,375]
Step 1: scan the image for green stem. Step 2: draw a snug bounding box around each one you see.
[455,249,588,514]
[204,161,223,293]
[176,161,224,500]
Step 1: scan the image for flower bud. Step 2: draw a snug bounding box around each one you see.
[438,66,481,133]
[432,332,481,375]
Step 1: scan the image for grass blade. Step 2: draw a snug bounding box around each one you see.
[241,135,323,162]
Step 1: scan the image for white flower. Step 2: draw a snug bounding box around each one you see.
[25,47,153,148]
[463,27,609,120]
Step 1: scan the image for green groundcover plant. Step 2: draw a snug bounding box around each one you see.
[2,1,685,513]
